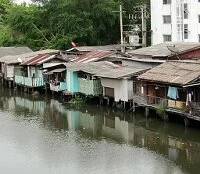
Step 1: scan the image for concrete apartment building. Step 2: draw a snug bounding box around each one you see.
[151,0,200,45]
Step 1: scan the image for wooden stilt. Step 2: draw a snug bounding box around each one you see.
[184,118,190,127]
[132,102,136,113]
[8,81,11,88]
[112,101,116,108]
[100,97,103,105]
[145,107,149,117]
[107,98,110,106]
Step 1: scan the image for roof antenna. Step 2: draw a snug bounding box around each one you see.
[167,45,180,60]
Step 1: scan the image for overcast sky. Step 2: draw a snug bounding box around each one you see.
[14,0,32,4]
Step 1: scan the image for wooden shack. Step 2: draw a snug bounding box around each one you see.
[14,50,66,89]
[96,66,148,103]
[0,47,32,86]
[64,62,119,96]
[137,60,200,121]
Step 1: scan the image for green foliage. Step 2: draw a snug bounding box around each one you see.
[155,100,168,121]
[0,0,150,50]
[68,96,85,109]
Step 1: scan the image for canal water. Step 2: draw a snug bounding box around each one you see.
[0,87,200,174]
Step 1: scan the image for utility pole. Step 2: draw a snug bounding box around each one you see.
[132,4,149,47]
[141,4,147,47]
[119,5,124,53]
[113,5,125,53]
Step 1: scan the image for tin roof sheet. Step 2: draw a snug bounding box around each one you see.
[66,44,121,52]
[65,61,119,75]
[96,66,149,79]
[0,49,59,64]
[71,50,115,63]
[138,60,200,85]
[22,54,56,65]
[127,42,200,58]
[0,47,32,58]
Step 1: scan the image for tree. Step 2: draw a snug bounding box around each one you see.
[0,0,150,49]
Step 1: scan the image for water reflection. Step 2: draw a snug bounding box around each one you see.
[1,87,200,173]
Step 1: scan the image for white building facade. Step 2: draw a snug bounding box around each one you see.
[151,0,200,45]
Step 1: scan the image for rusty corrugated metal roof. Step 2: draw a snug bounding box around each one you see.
[22,54,56,65]
[138,60,200,85]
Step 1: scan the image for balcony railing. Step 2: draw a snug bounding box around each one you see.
[146,95,186,110]
[49,82,67,92]
[15,75,44,87]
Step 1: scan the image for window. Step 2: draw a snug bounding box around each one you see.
[163,0,171,4]
[184,24,188,39]
[163,35,172,42]
[184,3,188,19]
[163,15,171,24]
[199,15,200,23]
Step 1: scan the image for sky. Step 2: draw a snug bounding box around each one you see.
[14,0,32,4]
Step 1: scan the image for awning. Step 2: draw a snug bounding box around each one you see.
[183,83,200,88]
[45,68,66,74]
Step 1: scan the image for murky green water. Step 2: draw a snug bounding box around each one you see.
[0,87,200,174]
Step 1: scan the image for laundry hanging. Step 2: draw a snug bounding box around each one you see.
[167,86,179,100]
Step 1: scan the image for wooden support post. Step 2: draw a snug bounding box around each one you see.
[8,81,11,88]
[100,97,103,105]
[163,114,169,121]
[132,102,136,113]
[184,118,190,127]
[123,101,126,110]
[145,107,149,117]
[112,101,116,108]
[45,84,47,94]
[107,98,110,106]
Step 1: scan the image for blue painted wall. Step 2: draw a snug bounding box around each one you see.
[67,69,79,93]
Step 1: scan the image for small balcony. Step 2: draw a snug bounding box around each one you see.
[78,78,102,96]
[15,75,44,87]
[146,95,186,110]
[50,82,67,92]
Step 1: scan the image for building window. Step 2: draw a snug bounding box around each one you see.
[163,15,171,24]
[163,35,172,42]
[163,0,171,4]
[184,3,188,19]
[184,24,188,39]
